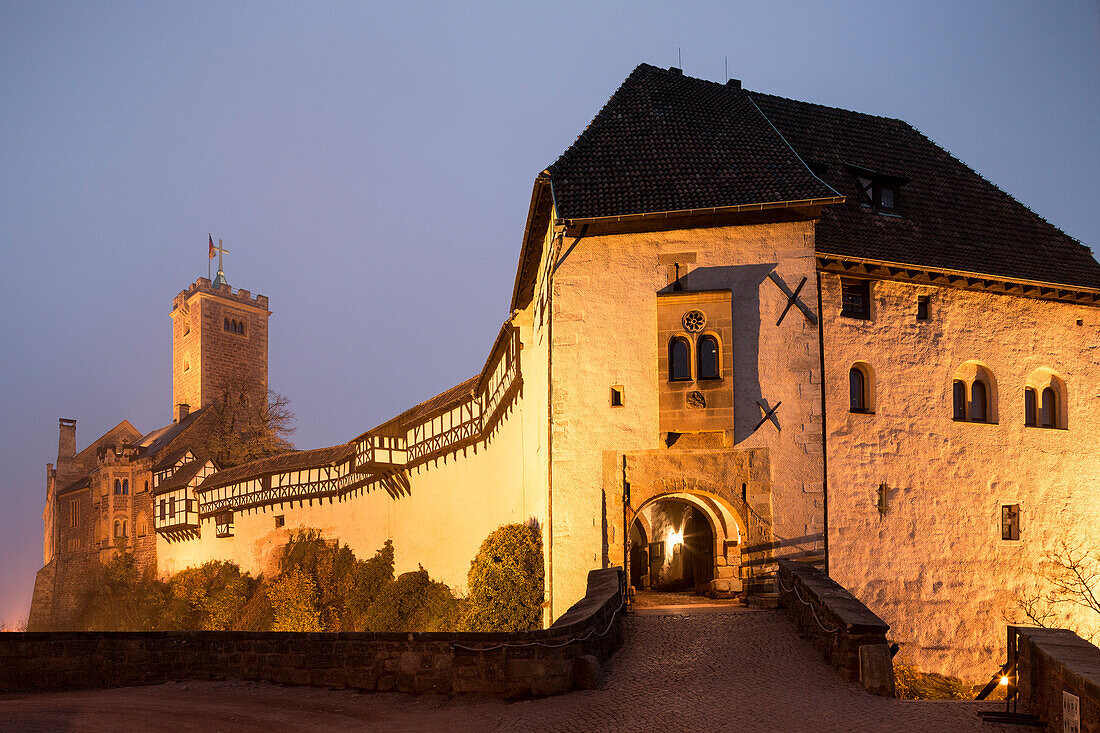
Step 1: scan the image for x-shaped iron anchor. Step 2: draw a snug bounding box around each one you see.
[768,271,818,326]
[753,400,783,433]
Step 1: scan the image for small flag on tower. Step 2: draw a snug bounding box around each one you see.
[209,234,216,259]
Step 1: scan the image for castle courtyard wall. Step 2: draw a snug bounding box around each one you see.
[822,272,1100,680]
[157,374,546,600]
[550,219,825,616]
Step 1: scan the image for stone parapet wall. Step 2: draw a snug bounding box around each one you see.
[2,568,623,698]
[1014,626,1100,732]
[777,560,895,696]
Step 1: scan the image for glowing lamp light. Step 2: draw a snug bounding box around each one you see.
[999,676,1009,686]
[667,530,684,546]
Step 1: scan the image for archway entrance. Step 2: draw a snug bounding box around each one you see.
[629,495,733,595]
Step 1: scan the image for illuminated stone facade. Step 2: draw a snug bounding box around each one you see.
[33,65,1100,680]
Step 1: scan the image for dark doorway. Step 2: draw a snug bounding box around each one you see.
[631,499,715,594]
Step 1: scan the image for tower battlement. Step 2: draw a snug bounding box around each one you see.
[171,274,270,413]
[173,277,270,313]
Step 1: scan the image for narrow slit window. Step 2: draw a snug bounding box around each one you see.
[1001,505,1020,541]
[610,386,624,407]
[1024,388,1037,426]
[669,338,691,381]
[952,381,967,420]
[697,336,719,379]
[917,296,929,321]
[849,367,867,412]
[1040,387,1058,428]
[970,380,988,422]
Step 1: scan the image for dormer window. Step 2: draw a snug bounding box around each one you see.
[849,164,905,215]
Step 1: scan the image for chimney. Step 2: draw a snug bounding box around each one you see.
[56,418,76,483]
[726,78,741,89]
[174,403,190,423]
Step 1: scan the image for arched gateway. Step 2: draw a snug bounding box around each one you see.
[619,448,776,598]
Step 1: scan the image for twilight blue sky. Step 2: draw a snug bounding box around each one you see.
[1,1,1097,623]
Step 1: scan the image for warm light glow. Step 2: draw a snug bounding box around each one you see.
[999,676,1009,686]
[668,530,684,546]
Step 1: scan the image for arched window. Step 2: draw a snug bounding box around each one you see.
[238,320,245,335]
[849,367,867,412]
[144,481,149,493]
[669,338,691,381]
[122,479,129,495]
[114,479,121,494]
[122,520,128,537]
[138,515,148,536]
[697,336,719,379]
[113,520,121,537]
[1040,387,1058,428]
[1024,388,1037,426]
[970,380,988,422]
[952,380,967,420]
[224,317,230,331]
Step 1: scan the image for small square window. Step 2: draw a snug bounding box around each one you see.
[840,279,871,320]
[1001,504,1020,541]
[275,515,285,528]
[610,386,624,407]
[917,296,930,321]
[879,187,895,210]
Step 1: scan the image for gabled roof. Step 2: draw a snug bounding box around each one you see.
[547,64,839,221]
[368,376,479,437]
[749,92,1100,289]
[154,458,209,495]
[137,407,208,459]
[196,444,353,493]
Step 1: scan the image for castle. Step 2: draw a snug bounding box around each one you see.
[31,64,1100,681]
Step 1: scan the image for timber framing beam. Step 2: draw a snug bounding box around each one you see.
[817,255,1100,307]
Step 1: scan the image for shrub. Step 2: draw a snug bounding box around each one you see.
[166,560,257,630]
[465,522,544,631]
[361,565,466,632]
[76,551,169,631]
[268,567,322,631]
[893,660,971,700]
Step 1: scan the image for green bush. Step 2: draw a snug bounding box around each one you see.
[268,567,322,631]
[166,560,258,630]
[361,565,466,632]
[465,522,544,632]
[76,550,169,631]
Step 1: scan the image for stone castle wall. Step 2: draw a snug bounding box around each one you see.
[3,569,623,697]
[550,219,825,616]
[822,272,1100,680]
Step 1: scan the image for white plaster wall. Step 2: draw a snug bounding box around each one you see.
[823,273,1100,680]
[549,220,824,616]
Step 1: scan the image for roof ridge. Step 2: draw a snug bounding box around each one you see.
[748,89,906,124]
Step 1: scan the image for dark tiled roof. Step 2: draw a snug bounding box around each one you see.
[749,92,1100,289]
[137,407,207,459]
[154,459,207,495]
[57,474,93,496]
[370,376,479,436]
[151,448,192,473]
[548,64,838,220]
[196,444,353,493]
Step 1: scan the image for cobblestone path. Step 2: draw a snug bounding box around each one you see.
[0,609,1030,732]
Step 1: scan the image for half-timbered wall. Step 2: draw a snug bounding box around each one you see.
[157,323,549,599]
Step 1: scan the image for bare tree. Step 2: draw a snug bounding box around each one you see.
[202,377,295,468]
[1015,540,1100,642]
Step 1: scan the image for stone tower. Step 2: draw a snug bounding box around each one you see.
[170,274,270,415]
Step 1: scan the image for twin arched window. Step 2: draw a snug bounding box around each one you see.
[953,378,990,422]
[113,519,128,538]
[668,335,721,381]
[1025,385,1062,429]
[112,479,129,495]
